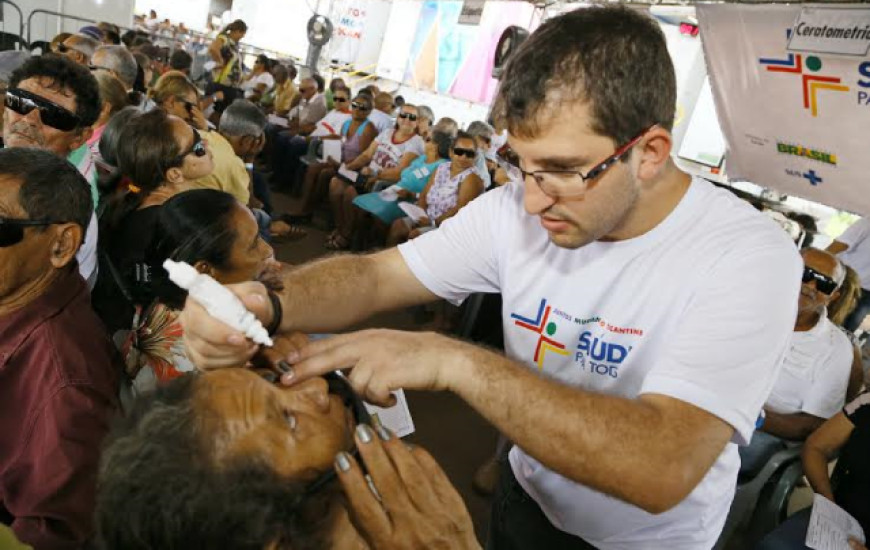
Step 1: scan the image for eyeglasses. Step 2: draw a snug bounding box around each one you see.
[0,217,67,247]
[519,126,653,198]
[398,112,418,121]
[5,88,81,132]
[453,147,476,159]
[166,128,207,169]
[802,266,838,295]
[333,97,349,103]
[179,98,197,115]
[351,102,371,112]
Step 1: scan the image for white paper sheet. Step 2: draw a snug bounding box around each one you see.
[267,114,288,128]
[397,202,429,224]
[378,185,401,202]
[338,164,359,183]
[321,139,343,164]
[806,494,865,550]
[364,389,415,438]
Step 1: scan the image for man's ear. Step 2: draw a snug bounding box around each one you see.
[49,223,83,268]
[165,165,185,185]
[635,126,673,182]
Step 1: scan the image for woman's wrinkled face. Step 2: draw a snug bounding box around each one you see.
[450,137,477,170]
[210,203,273,283]
[196,368,355,482]
[396,106,418,134]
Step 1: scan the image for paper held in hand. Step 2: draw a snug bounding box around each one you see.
[267,114,288,128]
[321,140,342,164]
[338,164,359,183]
[805,494,865,550]
[364,389,415,438]
[397,202,429,224]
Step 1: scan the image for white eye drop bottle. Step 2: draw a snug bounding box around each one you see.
[163,259,274,347]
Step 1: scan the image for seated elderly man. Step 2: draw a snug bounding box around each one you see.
[58,34,100,66]
[0,148,118,548]
[96,361,479,549]
[4,54,101,288]
[740,248,854,473]
[197,99,305,242]
[91,45,139,93]
[270,77,328,189]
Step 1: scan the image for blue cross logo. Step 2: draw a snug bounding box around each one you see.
[802,170,823,186]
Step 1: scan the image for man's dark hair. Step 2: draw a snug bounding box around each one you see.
[169,49,193,72]
[0,148,92,233]
[96,374,336,550]
[312,73,325,93]
[492,5,676,145]
[9,54,101,128]
[121,29,138,48]
[287,64,298,80]
[104,30,121,45]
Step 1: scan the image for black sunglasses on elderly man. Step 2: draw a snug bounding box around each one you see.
[4,88,81,132]
[0,217,68,248]
[802,266,838,295]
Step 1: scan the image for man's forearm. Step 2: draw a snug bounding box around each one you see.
[761,410,824,441]
[448,344,731,513]
[278,250,435,332]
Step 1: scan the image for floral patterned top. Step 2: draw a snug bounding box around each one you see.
[425,162,475,221]
[122,302,195,395]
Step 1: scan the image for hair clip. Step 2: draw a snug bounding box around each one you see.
[128,182,142,194]
[134,263,152,283]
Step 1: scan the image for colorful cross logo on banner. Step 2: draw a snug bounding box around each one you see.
[510,299,570,370]
[759,32,850,116]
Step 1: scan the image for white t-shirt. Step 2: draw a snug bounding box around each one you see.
[837,217,870,289]
[766,315,853,419]
[369,129,424,173]
[398,178,801,549]
[242,72,275,98]
[368,109,394,135]
[310,110,352,138]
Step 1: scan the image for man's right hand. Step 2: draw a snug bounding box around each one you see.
[179,281,275,369]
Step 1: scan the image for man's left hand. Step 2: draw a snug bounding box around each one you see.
[285,330,471,406]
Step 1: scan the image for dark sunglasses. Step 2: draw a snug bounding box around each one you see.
[334,97,349,103]
[0,217,67,247]
[5,88,81,132]
[453,147,477,159]
[398,112,418,121]
[180,129,207,159]
[802,266,838,295]
[351,102,371,112]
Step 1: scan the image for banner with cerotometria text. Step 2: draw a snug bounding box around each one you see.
[697,4,870,216]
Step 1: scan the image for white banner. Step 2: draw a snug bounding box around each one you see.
[330,0,392,70]
[788,7,870,56]
[697,4,870,216]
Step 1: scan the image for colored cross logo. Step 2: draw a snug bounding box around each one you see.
[510,299,570,370]
[759,32,849,117]
[802,170,823,186]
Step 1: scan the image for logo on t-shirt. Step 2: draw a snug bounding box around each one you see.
[512,299,645,379]
[510,298,571,370]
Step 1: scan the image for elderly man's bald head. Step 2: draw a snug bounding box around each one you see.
[801,248,844,286]
[374,92,395,113]
[61,35,99,65]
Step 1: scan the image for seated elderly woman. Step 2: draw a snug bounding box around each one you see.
[386,131,484,247]
[326,103,425,250]
[350,119,456,241]
[121,189,274,394]
[95,362,370,549]
[287,91,377,223]
[91,108,214,336]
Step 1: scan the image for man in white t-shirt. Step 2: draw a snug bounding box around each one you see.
[740,249,854,474]
[828,217,870,331]
[178,7,801,549]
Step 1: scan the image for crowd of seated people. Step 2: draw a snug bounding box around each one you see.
[2,10,869,550]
